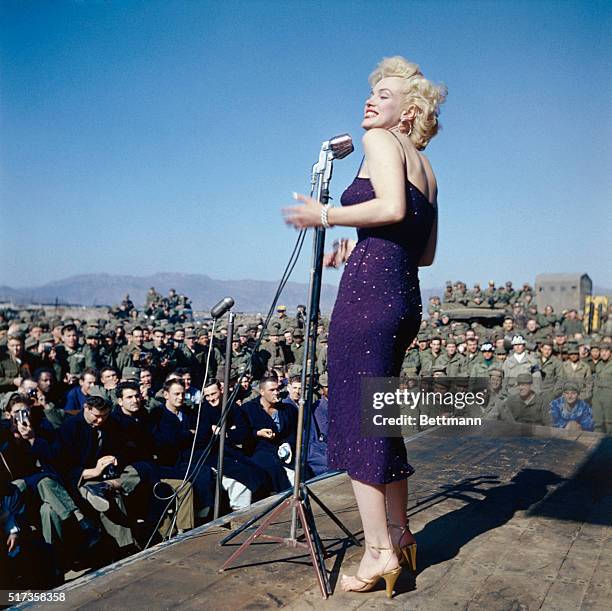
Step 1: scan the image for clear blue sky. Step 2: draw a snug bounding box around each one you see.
[1,0,611,292]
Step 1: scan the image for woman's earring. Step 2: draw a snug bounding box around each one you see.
[400,116,413,136]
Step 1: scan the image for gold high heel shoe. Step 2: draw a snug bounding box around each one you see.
[342,542,402,599]
[389,521,417,572]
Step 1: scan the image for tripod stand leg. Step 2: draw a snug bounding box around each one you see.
[220,497,291,571]
[296,501,329,598]
[307,486,361,547]
[219,489,292,546]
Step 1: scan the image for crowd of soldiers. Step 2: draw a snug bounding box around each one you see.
[0,289,329,588]
[1,280,610,587]
[400,280,612,433]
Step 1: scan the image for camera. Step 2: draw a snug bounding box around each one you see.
[101,463,119,480]
[27,387,38,398]
[16,409,30,426]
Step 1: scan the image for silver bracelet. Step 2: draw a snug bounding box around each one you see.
[321,204,332,229]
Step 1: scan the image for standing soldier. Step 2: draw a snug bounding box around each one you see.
[469,342,496,378]
[538,339,565,407]
[561,342,593,403]
[437,338,464,377]
[291,329,306,367]
[537,305,559,332]
[591,342,612,433]
[502,335,541,396]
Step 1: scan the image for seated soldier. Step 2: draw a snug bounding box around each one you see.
[229,376,298,493]
[0,479,61,589]
[63,368,98,414]
[2,395,101,556]
[111,381,191,535]
[54,395,151,551]
[197,379,269,510]
[306,373,329,478]
[549,381,595,431]
[501,373,550,425]
[149,379,215,519]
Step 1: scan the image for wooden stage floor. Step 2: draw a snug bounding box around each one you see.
[22,422,612,610]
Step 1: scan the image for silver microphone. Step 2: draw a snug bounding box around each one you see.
[327,133,354,159]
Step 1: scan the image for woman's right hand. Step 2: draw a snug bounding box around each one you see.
[324,239,356,268]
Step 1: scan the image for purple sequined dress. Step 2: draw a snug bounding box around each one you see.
[327,175,436,484]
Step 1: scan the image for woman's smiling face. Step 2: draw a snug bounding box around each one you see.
[362,76,405,130]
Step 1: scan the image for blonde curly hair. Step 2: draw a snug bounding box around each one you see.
[369,56,447,150]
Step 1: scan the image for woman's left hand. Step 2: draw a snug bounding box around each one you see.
[282,193,323,229]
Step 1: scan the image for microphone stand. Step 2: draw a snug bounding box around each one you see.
[214,311,235,520]
[219,136,360,598]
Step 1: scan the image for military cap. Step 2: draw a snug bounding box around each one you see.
[563,381,579,392]
[495,346,507,355]
[247,324,258,332]
[417,333,429,342]
[277,305,287,311]
[511,335,526,345]
[163,324,175,334]
[185,330,197,339]
[318,372,328,387]
[599,342,611,350]
[488,367,504,377]
[505,281,513,287]
[540,338,554,347]
[488,280,495,285]
[432,364,447,374]
[38,333,53,344]
[480,342,494,352]
[237,327,248,336]
[288,364,303,376]
[25,336,38,350]
[197,329,209,338]
[566,342,579,354]
[589,341,600,349]
[503,315,514,321]
[293,329,304,338]
[122,367,141,381]
[554,327,565,336]
[85,329,100,339]
[8,331,25,341]
[232,333,240,341]
[320,332,329,343]
[516,373,533,385]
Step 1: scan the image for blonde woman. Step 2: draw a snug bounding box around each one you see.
[284,56,446,597]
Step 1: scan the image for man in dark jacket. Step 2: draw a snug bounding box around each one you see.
[230,376,298,493]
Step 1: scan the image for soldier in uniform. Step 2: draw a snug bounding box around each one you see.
[585,341,601,374]
[401,337,421,376]
[501,373,549,425]
[258,325,286,374]
[469,342,496,378]
[561,342,593,402]
[537,305,559,332]
[55,323,87,384]
[442,282,454,303]
[538,339,564,407]
[117,326,151,374]
[591,342,612,433]
[436,338,464,377]
[561,309,583,338]
[484,280,498,305]
[0,333,40,393]
[502,335,541,396]
[291,329,306,367]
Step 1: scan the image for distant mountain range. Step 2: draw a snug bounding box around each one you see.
[1,273,607,315]
[3,272,428,314]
